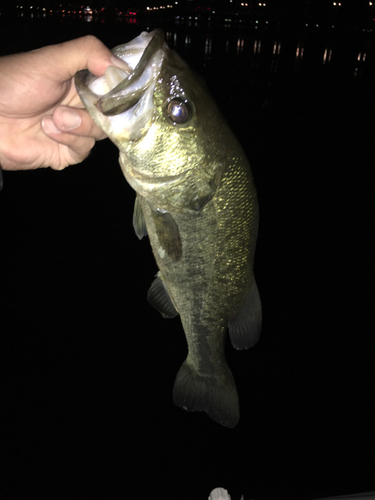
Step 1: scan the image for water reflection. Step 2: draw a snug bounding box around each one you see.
[323,47,332,64]
[357,51,366,63]
[354,50,368,77]
[272,41,281,56]
[253,39,261,54]
[205,36,212,57]
[5,11,374,82]
[270,40,281,73]
[237,37,245,54]
[295,44,304,60]
[165,31,177,47]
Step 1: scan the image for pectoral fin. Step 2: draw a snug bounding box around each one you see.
[133,196,148,240]
[151,208,182,261]
[228,279,262,350]
[147,272,178,318]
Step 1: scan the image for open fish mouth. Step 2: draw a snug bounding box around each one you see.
[75,30,166,141]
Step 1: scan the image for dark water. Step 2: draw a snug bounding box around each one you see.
[1,13,374,500]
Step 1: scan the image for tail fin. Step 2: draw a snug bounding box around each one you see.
[172,359,240,428]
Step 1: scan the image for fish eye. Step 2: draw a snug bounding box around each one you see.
[167,99,189,124]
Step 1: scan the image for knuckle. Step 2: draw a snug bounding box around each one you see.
[81,35,102,52]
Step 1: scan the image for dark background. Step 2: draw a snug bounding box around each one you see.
[1,8,374,500]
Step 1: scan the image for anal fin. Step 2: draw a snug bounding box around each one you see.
[147,272,179,318]
[228,279,262,350]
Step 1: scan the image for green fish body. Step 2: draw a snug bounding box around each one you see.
[75,30,261,427]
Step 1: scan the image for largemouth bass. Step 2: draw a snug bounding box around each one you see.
[75,30,261,428]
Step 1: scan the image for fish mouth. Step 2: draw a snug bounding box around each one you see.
[98,29,165,116]
[75,30,166,141]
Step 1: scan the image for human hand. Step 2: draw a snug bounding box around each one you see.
[0,36,128,171]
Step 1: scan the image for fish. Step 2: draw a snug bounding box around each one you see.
[75,30,261,428]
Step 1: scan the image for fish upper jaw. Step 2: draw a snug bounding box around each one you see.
[75,30,166,142]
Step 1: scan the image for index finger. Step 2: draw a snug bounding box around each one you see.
[31,35,129,80]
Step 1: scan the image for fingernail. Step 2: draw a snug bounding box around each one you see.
[61,109,81,130]
[110,55,132,74]
[42,116,61,134]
